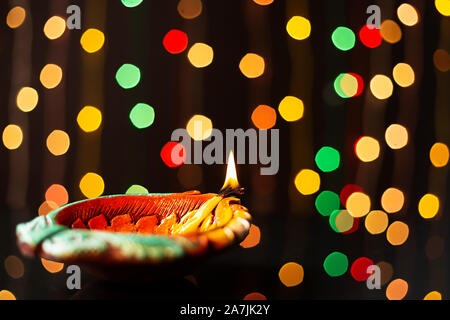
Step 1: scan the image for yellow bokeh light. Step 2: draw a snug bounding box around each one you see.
[186,115,213,141]
[385,124,408,150]
[424,291,442,300]
[80,28,105,53]
[177,0,203,19]
[346,192,371,218]
[334,210,355,233]
[80,172,105,198]
[286,16,311,40]
[43,16,66,40]
[253,0,274,5]
[77,106,102,133]
[393,63,415,87]
[355,136,380,162]
[380,20,402,44]
[381,188,405,213]
[279,262,304,287]
[294,169,320,195]
[370,74,394,100]
[41,258,64,273]
[397,3,419,26]
[386,279,408,300]
[435,0,450,16]
[365,210,389,235]
[2,125,23,150]
[419,194,440,219]
[278,96,304,122]
[40,64,63,89]
[386,221,409,246]
[430,142,449,168]
[46,130,70,156]
[38,200,59,216]
[16,87,39,112]
[340,74,358,97]
[0,290,16,300]
[6,6,26,29]
[187,43,214,68]
[239,53,265,78]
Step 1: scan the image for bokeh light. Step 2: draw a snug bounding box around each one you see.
[435,0,450,16]
[377,261,394,285]
[346,192,371,218]
[239,53,265,79]
[365,210,389,235]
[359,25,382,48]
[16,87,39,112]
[331,26,355,51]
[77,106,102,133]
[424,291,442,300]
[253,0,274,5]
[187,43,214,68]
[278,96,304,122]
[294,169,321,195]
[370,74,394,100]
[40,64,63,89]
[80,28,105,53]
[161,142,186,168]
[251,105,277,129]
[315,146,340,172]
[2,125,23,150]
[397,3,419,26]
[79,172,105,198]
[380,20,402,44]
[393,63,415,87]
[163,29,188,54]
[41,258,64,273]
[315,191,340,217]
[6,6,26,29]
[386,279,408,300]
[38,201,59,216]
[386,221,409,246]
[381,188,405,213]
[433,49,450,72]
[340,184,363,207]
[279,262,304,287]
[46,130,70,156]
[355,136,380,162]
[323,252,348,277]
[430,142,449,168]
[116,64,141,89]
[0,290,16,300]
[186,115,213,141]
[121,0,143,8]
[126,184,149,195]
[243,292,267,300]
[4,255,24,279]
[286,16,311,40]
[329,210,354,233]
[177,0,203,19]
[418,194,440,219]
[240,224,261,248]
[45,184,69,207]
[130,103,155,129]
[350,257,374,282]
[385,124,408,150]
[334,73,364,98]
[43,16,66,40]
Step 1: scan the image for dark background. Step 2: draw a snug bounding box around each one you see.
[0,0,449,300]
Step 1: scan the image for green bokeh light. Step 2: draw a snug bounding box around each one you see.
[315,191,340,217]
[323,251,348,277]
[129,103,155,129]
[332,26,356,51]
[116,64,141,89]
[121,0,144,8]
[315,146,340,172]
[333,73,349,98]
[126,184,149,195]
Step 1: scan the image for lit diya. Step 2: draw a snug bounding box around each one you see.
[16,152,251,281]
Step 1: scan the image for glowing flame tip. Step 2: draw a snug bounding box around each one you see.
[222,151,239,190]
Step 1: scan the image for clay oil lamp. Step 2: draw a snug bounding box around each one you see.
[16,152,251,281]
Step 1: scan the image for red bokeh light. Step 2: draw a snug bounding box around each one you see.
[342,217,359,234]
[163,29,188,54]
[161,142,186,168]
[350,257,374,282]
[348,72,364,97]
[359,25,382,48]
[340,184,363,207]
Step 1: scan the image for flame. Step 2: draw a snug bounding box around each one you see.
[222,151,239,190]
